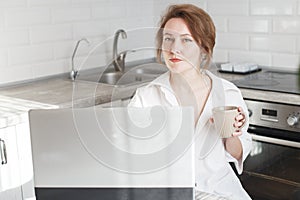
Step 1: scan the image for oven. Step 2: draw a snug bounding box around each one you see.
[232,71,300,200]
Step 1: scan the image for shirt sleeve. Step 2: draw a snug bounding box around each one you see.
[224,86,252,174]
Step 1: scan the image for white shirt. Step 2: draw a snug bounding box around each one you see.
[128,70,252,200]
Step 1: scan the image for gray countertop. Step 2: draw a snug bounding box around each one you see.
[0,68,299,129]
[0,70,299,108]
[216,71,300,105]
[0,95,58,128]
[0,77,139,108]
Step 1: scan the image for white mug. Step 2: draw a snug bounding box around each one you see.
[212,106,241,138]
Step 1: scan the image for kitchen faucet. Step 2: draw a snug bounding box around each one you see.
[70,38,90,81]
[112,29,127,72]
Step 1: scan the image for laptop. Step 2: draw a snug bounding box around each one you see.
[29,106,195,200]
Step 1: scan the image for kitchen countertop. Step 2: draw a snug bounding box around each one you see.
[1,69,299,108]
[216,71,300,105]
[0,77,140,108]
[0,68,299,129]
[0,95,57,128]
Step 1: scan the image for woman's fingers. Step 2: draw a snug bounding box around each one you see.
[234,107,246,128]
[234,121,244,128]
[232,131,242,137]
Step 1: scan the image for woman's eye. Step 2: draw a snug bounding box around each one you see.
[164,37,173,42]
[183,38,193,43]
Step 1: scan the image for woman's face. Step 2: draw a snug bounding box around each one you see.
[162,18,202,74]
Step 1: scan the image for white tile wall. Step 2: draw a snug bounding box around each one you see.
[5,8,51,28]
[250,36,296,53]
[205,0,300,68]
[32,60,69,78]
[0,66,33,85]
[0,30,29,46]
[1,0,300,85]
[0,49,7,68]
[8,44,53,66]
[207,0,248,16]
[0,12,4,30]
[28,0,71,6]
[272,53,300,70]
[229,51,271,66]
[250,0,295,15]
[212,17,227,32]
[273,19,300,33]
[73,21,109,38]
[297,37,300,53]
[216,33,248,50]
[0,0,26,7]
[228,18,269,33]
[212,49,228,63]
[30,24,73,44]
[52,7,91,23]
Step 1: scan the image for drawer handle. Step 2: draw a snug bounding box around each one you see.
[260,117,279,123]
[0,139,7,165]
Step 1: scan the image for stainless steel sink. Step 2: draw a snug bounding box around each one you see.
[76,61,168,87]
[98,71,154,86]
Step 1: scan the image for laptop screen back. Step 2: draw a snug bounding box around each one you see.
[29,106,195,188]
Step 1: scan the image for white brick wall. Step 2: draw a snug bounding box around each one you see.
[1,0,300,85]
[5,8,51,28]
[8,44,53,66]
[250,36,296,53]
[0,30,29,46]
[228,18,269,33]
[204,0,300,70]
[0,0,156,85]
[52,7,91,23]
[0,0,26,7]
[273,19,300,33]
[0,49,7,68]
[30,24,73,44]
[207,0,249,16]
[250,0,295,16]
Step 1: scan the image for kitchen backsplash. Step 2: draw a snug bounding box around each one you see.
[0,0,300,85]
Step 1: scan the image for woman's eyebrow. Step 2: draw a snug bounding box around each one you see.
[163,32,192,37]
[180,34,193,37]
[163,33,173,36]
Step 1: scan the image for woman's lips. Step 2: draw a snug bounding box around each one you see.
[169,58,182,63]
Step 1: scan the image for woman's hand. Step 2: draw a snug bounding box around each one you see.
[224,107,245,160]
[232,107,246,137]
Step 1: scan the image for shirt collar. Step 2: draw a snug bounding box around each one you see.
[147,70,226,108]
[147,71,178,105]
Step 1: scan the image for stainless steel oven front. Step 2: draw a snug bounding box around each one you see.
[240,99,300,200]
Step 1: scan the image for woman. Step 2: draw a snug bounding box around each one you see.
[129,4,252,199]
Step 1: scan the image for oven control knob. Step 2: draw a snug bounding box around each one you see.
[248,109,253,117]
[287,115,299,126]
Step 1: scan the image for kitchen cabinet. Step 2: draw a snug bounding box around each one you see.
[0,121,35,200]
[0,126,23,199]
[15,122,35,200]
[0,95,58,200]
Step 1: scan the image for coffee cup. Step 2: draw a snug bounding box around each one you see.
[212,106,241,138]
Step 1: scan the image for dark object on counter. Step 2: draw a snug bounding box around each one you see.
[218,68,261,75]
[35,188,194,200]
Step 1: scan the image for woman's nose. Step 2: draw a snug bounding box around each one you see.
[170,40,182,54]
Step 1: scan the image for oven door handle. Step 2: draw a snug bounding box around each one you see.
[250,134,300,149]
